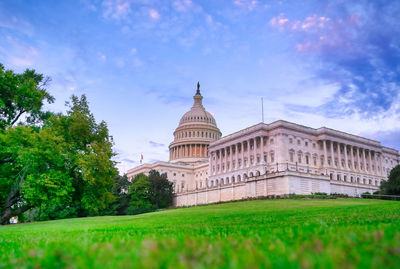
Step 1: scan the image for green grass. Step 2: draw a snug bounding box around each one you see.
[1,199,400,268]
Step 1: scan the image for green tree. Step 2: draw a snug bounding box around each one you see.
[41,95,118,217]
[0,64,54,129]
[380,165,400,195]
[128,174,153,214]
[101,174,132,215]
[148,170,174,209]
[0,126,73,224]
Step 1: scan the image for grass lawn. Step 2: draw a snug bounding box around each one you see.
[1,199,400,268]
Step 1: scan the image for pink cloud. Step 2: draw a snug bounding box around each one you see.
[173,0,192,12]
[102,0,132,20]
[149,9,160,20]
[269,13,289,29]
[271,13,362,54]
[233,0,258,11]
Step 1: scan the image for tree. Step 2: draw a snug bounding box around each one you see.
[101,174,132,215]
[0,126,73,224]
[128,174,153,214]
[380,165,400,195]
[41,95,118,217]
[0,64,54,129]
[127,170,173,215]
[148,170,174,209]
[0,94,118,224]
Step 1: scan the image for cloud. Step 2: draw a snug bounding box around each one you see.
[0,36,39,68]
[0,15,34,36]
[173,0,192,12]
[233,0,258,11]
[269,13,289,28]
[102,0,132,20]
[122,158,136,163]
[149,9,160,20]
[270,1,400,119]
[149,141,165,147]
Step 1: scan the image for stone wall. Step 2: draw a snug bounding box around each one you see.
[173,171,379,207]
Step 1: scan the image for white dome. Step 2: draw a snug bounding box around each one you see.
[169,83,221,163]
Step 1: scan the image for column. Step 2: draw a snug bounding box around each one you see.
[350,146,355,171]
[189,144,192,157]
[253,138,257,165]
[323,140,328,167]
[225,147,228,172]
[344,144,349,170]
[241,141,245,168]
[362,148,367,173]
[379,153,384,176]
[373,151,378,175]
[330,141,335,167]
[247,139,251,167]
[220,148,223,173]
[357,147,361,172]
[235,143,238,169]
[338,143,342,169]
[261,136,265,164]
[368,150,372,174]
[230,145,233,171]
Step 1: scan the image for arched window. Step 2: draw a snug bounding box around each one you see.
[256,171,260,176]
[249,172,254,177]
[237,175,241,181]
[232,176,235,183]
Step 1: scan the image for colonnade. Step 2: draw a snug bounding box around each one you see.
[210,136,267,175]
[170,144,209,160]
[321,140,383,176]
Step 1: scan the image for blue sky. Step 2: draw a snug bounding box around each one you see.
[1,0,399,173]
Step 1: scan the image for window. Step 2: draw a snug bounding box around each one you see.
[270,152,275,163]
[298,153,302,163]
[270,139,274,144]
[264,154,267,163]
[297,140,300,145]
[289,151,294,162]
[313,143,316,148]
[305,155,309,165]
[289,138,293,144]
[305,141,308,147]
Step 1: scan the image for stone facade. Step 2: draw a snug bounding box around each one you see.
[127,86,400,206]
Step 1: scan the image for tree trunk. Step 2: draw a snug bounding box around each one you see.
[1,207,12,225]
[1,204,32,225]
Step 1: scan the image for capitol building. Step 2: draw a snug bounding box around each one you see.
[127,84,400,206]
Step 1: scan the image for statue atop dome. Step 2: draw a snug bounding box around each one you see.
[196,81,200,95]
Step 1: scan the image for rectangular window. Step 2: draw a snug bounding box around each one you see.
[270,153,275,163]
